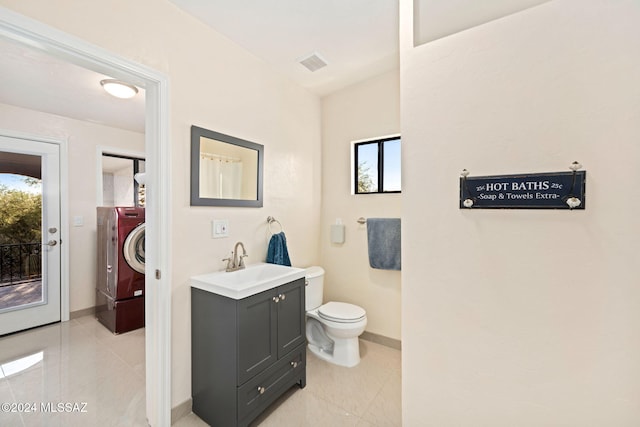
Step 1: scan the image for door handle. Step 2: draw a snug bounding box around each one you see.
[43,240,57,247]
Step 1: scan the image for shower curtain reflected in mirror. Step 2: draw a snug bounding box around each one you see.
[199,154,243,199]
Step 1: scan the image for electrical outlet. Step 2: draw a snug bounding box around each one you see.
[212,219,229,238]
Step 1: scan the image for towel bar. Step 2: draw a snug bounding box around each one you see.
[267,216,283,234]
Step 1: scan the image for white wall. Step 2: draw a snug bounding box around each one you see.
[112,165,135,206]
[401,0,640,425]
[0,102,145,313]
[320,70,401,341]
[0,0,322,407]
[102,174,115,206]
[414,0,550,45]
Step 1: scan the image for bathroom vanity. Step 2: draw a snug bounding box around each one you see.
[191,264,306,427]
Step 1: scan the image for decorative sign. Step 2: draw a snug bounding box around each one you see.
[460,171,586,209]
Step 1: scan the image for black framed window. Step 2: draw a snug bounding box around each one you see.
[354,136,401,194]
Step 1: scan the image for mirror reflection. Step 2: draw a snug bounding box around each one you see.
[191,126,263,207]
[199,137,257,200]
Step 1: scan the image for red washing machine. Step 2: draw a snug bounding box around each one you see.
[96,207,145,334]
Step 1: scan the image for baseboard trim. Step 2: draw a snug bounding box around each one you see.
[171,398,192,424]
[361,331,401,350]
[69,306,95,319]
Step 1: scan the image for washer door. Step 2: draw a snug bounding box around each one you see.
[123,223,145,274]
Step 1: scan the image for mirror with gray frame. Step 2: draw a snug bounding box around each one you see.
[190,125,263,207]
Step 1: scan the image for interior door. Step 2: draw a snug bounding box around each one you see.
[0,135,61,335]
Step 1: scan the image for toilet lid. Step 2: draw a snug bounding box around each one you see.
[318,302,366,323]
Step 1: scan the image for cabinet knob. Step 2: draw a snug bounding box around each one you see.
[279,293,286,301]
[272,296,279,303]
[258,386,265,395]
[290,361,298,368]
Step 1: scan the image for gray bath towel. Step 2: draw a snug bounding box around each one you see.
[366,218,401,270]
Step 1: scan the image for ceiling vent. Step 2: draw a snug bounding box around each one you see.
[298,52,328,72]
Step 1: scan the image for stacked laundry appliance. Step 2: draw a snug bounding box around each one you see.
[95,207,145,334]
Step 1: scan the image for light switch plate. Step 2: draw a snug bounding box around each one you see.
[212,219,229,238]
[73,215,84,227]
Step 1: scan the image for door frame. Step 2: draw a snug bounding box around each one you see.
[0,7,172,427]
[0,130,69,322]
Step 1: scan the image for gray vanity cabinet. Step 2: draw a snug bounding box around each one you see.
[192,277,306,427]
[238,278,306,384]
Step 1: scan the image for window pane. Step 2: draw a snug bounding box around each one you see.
[356,143,378,193]
[0,169,43,310]
[383,139,401,192]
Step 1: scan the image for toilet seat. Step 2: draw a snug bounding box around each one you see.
[318,302,366,323]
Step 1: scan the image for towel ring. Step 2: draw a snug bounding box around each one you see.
[267,216,283,235]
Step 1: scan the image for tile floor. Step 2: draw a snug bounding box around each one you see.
[177,338,402,427]
[0,315,146,427]
[0,316,401,427]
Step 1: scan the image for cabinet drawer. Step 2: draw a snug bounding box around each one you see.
[237,344,306,422]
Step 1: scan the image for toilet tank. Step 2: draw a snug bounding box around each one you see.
[305,266,324,311]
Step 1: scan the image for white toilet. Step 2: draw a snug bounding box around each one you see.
[305,266,367,367]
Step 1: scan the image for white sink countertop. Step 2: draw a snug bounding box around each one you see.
[190,262,306,300]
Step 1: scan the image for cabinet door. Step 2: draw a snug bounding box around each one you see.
[238,289,278,385]
[276,278,306,358]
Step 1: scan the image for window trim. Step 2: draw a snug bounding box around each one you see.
[353,135,401,195]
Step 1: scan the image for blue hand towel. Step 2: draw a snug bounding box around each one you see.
[366,218,401,270]
[266,232,291,266]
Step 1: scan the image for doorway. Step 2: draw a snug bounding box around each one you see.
[0,135,61,335]
[0,9,171,426]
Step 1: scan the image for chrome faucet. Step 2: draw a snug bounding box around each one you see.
[222,242,248,272]
[234,242,248,269]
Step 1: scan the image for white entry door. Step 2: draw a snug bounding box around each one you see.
[0,135,61,335]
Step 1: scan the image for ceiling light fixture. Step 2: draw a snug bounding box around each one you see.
[100,79,139,99]
[134,172,146,186]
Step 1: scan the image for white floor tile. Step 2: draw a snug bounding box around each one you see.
[1,317,402,427]
[0,316,147,427]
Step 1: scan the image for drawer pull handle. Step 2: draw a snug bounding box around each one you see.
[290,361,298,368]
[279,293,286,301]
[258,386,265,395]
[272,296,279,303]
